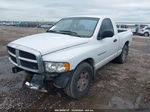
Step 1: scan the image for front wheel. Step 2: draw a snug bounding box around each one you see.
[64,62,93,99]
[114,44,129,64]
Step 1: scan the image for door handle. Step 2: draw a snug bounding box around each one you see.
[113,39,117,42]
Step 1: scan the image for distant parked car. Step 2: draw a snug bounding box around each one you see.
[138,26,150,37]
[38,24,53,29]
[117,24,137,35]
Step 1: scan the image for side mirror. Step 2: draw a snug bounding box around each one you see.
[97,30,114,40]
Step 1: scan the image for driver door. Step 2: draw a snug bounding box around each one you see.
[95,18,119,69]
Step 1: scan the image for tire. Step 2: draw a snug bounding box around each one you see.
[114,44,129,64]
[144,32,149,37]
[64,62,93,99]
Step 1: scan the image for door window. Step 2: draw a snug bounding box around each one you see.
[98,18,114,38]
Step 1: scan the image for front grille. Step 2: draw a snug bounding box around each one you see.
[20,60,38,70]
[9,54,17,63]
[19,51,36,60]
[8,46,16,54]
[7,45,41,73]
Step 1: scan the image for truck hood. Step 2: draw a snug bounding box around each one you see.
[11,33,89,55]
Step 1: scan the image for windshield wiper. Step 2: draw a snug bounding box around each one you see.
[59,30,81,37]
[46,30,58,33]
[47,30,81,37]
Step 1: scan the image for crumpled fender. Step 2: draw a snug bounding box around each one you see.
[53,71,74,88]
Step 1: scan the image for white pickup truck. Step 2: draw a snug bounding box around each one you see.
[7,16,132,99]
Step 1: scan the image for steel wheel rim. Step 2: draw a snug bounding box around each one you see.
[77,71,89,92]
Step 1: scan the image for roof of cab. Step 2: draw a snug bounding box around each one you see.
[64,15,110,19]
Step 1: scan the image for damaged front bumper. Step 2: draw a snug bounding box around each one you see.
[25,74,48,93]
[12,66,74,92]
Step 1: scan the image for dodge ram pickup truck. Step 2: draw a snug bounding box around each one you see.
[7,16,132,99]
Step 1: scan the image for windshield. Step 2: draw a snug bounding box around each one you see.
[47,17,99,37]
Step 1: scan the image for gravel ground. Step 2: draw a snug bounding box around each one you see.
[0,26,150,111]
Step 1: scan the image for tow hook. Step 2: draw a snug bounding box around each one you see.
[24,74,48,93]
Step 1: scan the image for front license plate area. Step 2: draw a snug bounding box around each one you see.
[25,74,47,92]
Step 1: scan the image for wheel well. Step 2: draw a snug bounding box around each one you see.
[75,58,95,80]
[75,58,94,70]
[83,58,94,67]
[144,32,149,35]
[80,58,95,80]
[144,32,149,34]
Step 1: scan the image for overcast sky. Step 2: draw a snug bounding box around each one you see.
[0,0,150,22]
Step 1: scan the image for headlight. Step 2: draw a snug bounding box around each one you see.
[45,62,70,73]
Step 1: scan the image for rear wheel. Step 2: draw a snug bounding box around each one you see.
[114,44,129,64]
[144,32,149,37]
[64,62,93,99]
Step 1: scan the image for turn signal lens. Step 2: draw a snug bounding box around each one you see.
[64,63,70,71]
